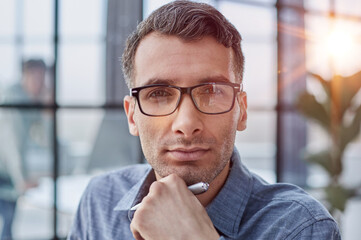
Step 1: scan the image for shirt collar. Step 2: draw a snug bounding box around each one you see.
[206,148,253,238]
[113,148,253,238]
[113,165,155,220]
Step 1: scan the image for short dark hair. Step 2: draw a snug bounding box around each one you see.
[122,0,245,88]
[22,59,46,72]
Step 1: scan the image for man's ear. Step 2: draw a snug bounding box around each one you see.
[124,96,139,136]
[237,91,247,131]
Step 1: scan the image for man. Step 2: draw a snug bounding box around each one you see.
[2,59,49,103]
[0,59,48,240]
[68,1,340,239]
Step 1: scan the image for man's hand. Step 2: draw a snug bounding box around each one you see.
[130,174,220,240]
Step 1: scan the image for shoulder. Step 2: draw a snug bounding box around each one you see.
[83,164,151,205]
[89,164,150,186]
[243,173,340,239]
[2,84,27,102]
[68,164,151,239]
[251,175,330,220]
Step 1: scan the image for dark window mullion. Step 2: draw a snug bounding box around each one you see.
[53,0,59,239]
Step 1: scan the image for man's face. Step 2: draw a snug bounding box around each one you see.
[124,32,247,185]
[23,68,46,99]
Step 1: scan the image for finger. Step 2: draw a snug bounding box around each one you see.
[130,221,145,240]
[132,231,145,240]
[148,180,166,197]
[157,174,189,195]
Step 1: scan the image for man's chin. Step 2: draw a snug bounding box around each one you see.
[154,166,211,185]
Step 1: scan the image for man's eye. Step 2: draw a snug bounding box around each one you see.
[148,89,171,98]
[205,87,215,94]
[202,86,221,94]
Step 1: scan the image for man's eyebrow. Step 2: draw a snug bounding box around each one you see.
[199,75,231,83]
[142,78,176,86]
[141,75,230,86]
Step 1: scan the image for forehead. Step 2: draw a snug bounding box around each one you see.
[133,32,236,87]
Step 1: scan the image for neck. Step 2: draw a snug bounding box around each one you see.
[196,160,230,207]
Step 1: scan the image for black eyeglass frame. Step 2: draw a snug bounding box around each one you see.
[129,82,243,117]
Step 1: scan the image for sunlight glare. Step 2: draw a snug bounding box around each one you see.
[326,29,354,59]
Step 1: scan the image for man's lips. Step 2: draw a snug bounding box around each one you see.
[166,147,209,161]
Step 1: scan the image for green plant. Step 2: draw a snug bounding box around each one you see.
[296,70,361,214]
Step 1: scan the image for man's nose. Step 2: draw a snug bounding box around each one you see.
[171,94,203,138]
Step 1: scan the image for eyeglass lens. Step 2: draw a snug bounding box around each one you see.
[138,83,235,116]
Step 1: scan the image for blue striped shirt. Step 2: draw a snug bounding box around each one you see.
[67,148,341,239]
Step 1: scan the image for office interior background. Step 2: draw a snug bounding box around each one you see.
[0,0,360,239]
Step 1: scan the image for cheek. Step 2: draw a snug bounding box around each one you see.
[207,114,238,139]
[214,111,239,144]
[135,114,168,144]
[135,116,172,163]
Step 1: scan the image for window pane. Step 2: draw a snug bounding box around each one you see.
[143,0,173,18]
[143,0,212,18]
[219,2,277,39]
[243,42,277,108]
[58,109,142,175]
[23,0,53,40]
[306,14,361,77]
[57,43,105,105]
[343,197,361,240]
[143,0,216,18]
[56,109,142,237]
[335,0,361,16]
[304,0,330,12]
[343,136,361,185]
[60,0,106,39]
[58,109,103,176]
[0,109,53,239]
[23,42,53,64]
[256,0,276,3]
[0,44,18,93]
[235,111,276,183]
[342,129,361,239]
[0,1,16,37]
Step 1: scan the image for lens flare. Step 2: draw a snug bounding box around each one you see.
[326,29,354,59]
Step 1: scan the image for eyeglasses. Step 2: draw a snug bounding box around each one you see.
[130,82,242,117]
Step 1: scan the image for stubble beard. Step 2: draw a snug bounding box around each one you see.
[140,130,236,186]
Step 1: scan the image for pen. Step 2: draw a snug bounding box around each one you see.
[130,182,209,211]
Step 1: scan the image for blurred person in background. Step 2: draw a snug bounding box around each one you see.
[0,59,50,240]
[68,1,340,239]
